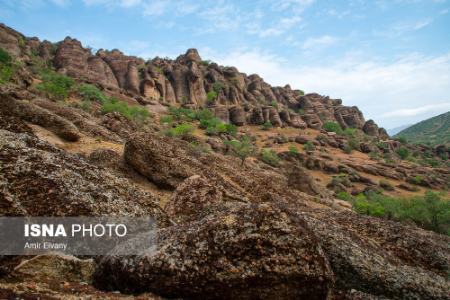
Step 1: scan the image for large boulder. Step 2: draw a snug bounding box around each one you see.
[94,202,334,299]
[303,208,450,299]
[0,129,167,223]
[164,175,223,223]
[363,120,379,136]
[3,95,80,142]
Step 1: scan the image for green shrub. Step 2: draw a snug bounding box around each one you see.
[212,81,224,93]
[224,136,255,165]
[270,101,278,108]
[101,97,149,121]
[78,84,107,102]
[0,48,12,64]
[323,121,343,135]
[199,60,211,66]
[342,127,356,137]
[297,90,305,96]
[352,191,450,235]
[204,119,237,136]
[336,191,353,201]
[36,71,75,100]
[160,115,173,124]
[261,148,280,167]
[165,123,195,138]
[288,145,299,155]
[397,136,407,144]
[206,90,218,104]
[396,147,410,160]
[297,109,305,115]
[413,175,424,185]
[261,121,273,131]
[0,48,16,84]
[303,141,315,151]
[168,107,196,120]
[195,109,214,121]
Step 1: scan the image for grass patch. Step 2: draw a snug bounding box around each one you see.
[101,97,149,121]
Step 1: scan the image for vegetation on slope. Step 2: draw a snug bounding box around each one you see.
[395,111,450,146]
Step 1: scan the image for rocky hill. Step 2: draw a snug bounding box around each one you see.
[395,111,450,147]
[0,23,449,299]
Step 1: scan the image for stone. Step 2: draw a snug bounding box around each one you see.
[12,253,94,283]
[94,202,335,299]
[229,106,246,126]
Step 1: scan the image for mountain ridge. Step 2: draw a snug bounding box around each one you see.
[395,111,450,146]
[0,23,388,138]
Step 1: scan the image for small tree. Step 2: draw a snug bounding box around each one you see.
[223,136,255,166]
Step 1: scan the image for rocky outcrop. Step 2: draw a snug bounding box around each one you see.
[0,129,168,223]
[303,208,450,299]
[0,24,386,134]
[363,119,379,136]
[94,201,335,299]
[2,94,81,141]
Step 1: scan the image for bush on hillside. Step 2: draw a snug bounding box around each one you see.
[78,84,107,102]
[323,121,343,135]
[353,191,450,235]
[165,123,195,138]
[36,70,75,100]
[261,148,280,167]
[101,97,149,121]
[396,147,410,160]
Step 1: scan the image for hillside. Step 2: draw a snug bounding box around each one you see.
[0,23,449,299]
[395,111,450,146]
[387,123,411,136]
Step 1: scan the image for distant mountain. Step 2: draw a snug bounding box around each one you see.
[394,111,450,146]
[387,124,411,136]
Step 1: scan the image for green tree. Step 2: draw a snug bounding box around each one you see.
[224,136,255,166]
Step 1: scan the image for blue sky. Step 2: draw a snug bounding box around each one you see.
[1,0,450,128]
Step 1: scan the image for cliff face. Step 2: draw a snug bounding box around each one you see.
[0,23,387,137]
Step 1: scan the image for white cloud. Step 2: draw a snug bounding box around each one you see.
[302,35,338,50]
[248,15,302,37]
[374,18,433,37]
[143,0,169,16]
[381,103,450,117]
[207,49,450,128]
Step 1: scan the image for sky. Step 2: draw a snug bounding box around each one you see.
[1,0,450,129]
